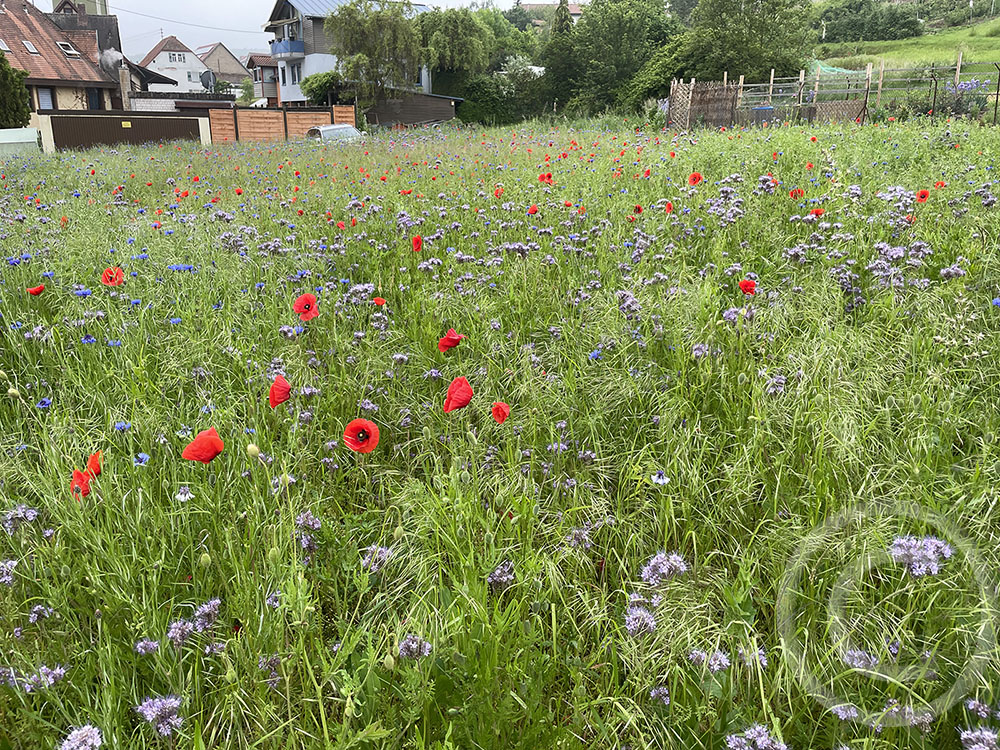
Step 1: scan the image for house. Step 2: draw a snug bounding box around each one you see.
[521,3,585,24]
[0,1,116,122]
[262,0,431,106]
[139,36,209,93]
[47,0,176,108]
[196,42,250,91]
[245,53,278,106]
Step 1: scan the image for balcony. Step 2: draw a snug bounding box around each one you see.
[270,39,304,59]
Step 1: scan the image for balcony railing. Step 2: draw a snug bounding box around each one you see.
[270,39,304,59]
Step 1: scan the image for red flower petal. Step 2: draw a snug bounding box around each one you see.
[101,267,124,286]
[343,418,379,453]
[373,297,386,306]
[438,328,465,353]
[444,377,473,413]
[86,450,102,479]
[182,427,224,464]
[492,402,510,424]
[688,172,703,186]
[27,285,44,295]
[293,293,318,321]
[412,235,422,252]
[70,469,91,500]
[739,279,756,296]
[269,375,291,408]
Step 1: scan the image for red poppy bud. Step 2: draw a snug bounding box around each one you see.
[182,427,224,464]
[443,377,473,413]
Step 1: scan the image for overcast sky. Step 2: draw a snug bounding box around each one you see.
[37,0,515,61]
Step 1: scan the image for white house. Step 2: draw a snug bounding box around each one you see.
[138,35,209,93]
[263,0,431,105]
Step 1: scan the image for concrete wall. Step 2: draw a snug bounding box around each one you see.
[131,98,178,112]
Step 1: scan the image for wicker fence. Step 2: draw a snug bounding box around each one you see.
[666,56,1000,129]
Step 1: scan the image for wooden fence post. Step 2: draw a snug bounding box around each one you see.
[723,71,728,88]
[813,67,821,104]
[875,59,885,108]
[955,50,963,89]
[768,68,775,104]
[736,75,745,108]
[865,63,873,96]
[797,69,805,106]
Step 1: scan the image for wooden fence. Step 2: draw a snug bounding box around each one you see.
[208,106,356,144]
[667,58,1000,129]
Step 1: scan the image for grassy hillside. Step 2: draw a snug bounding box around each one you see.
[819,17,1000,66]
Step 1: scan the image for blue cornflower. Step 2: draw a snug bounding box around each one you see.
[107,340,122,347]
[36,398,51,409]
[212,302,222,310]
[42,271,54,278]
[114,421,131,431]
[255,282,265,289]
[74,289,92,297]
[992,298,1000,307]
[589,349,602,360]
[200,405,214,414]
[134,453,150,466]
[169,318,182,324]
[81,335,97,344]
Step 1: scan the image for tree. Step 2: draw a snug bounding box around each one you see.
[300,70,348,105]
[474,8,535,70]
[0,53,30,129]
[566,0,682,110]
[813,0,920,43]
[552,0,573,34]
[237,78,254,105]
[325,0,422,108]
[677,0,812,82]
[668,0,699,25]
[503,0,532,31]
[418,8,493,75]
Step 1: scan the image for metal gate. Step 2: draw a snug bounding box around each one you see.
[49,113,201,150]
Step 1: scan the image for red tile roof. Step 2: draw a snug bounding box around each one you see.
[138,35,195,68]
[0,2,113,86]
[245,53,276,69]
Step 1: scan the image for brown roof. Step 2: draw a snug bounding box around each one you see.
[0,3,113,86]
[61,28,99,65]
[138,35,195,68]
[521,3,584,12]
[245,53,276,69]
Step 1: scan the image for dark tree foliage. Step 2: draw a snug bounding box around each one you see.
[814,0,921,43]
[552,0,573,35]
[503,0,532,31]
[0,53,30,129]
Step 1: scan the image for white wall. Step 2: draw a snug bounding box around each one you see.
[147,51,211,93]
[278,53,336,102]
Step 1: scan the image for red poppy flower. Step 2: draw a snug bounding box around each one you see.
[810,136,817,142]
[688,172,703,186]
[344,418,379,453]
[438,328,465,353]
[664,201,673,214]
[182,427,224,464]
[444,376,473,413]
[492,402,510,424]
[805,162,813,170]
[27,284,44,296]
[293,293,318,321]
[336,221,346,230]
[527,204,539,215]
[269,374,291,408]
[412,235,422,252]
[235,188,243,195]
[789,188,804,199]
[739,279,756,296]
[934,181,946,189]
[373,297,386,306]
[101,267,124,286]
[70,469,91,500]
[634,204,643,214]
[916,189,929,203]
[809,208,825,217]
[86,450,102,479]
[669,151,675,158]
[494,187,504,198]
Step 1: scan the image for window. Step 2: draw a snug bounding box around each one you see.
[86,88,102,110]
[168,52,186,63]
[0,39,9,52]
[280,65,286,86]
[36,87,54,111]
[56,41,80,57]
[290,63,301,85]
[22,40,39,55]
[187,71,194,82]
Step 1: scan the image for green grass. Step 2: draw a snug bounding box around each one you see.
[0,119,999,749]
[820,17,1000,65]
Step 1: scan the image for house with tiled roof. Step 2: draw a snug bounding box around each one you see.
[0,1,116,121]
[196,42,250,89]
[244,52,278,106]
[263,0,431,105]
[139,35,209,93]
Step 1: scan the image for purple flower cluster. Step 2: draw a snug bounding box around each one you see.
[889,535,954,576]
[639,551,688,586]
[398,634,432,660]
[725,725,788,750]
[134,694,183,736]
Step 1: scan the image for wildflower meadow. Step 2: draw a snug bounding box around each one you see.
[1,119,1000,749]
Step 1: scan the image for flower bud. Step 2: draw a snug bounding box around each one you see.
[247,443,261,459]
[198,552,212,568]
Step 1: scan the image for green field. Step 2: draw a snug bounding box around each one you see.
[1,120,1000,749]
[820,17,1000,66]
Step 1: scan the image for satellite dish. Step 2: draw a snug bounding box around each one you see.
[200,70,217,91]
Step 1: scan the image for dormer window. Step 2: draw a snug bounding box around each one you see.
[22,40,39,55]
[57,41,80,57]
[0,39,10,52]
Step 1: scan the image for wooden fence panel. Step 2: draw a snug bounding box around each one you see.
[285,110,332,138]
[208,109,236,143]
[236,110,285,141]
[333,106,356,125]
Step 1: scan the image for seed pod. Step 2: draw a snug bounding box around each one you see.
[199,552,212,568]
[247,443,261,459]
